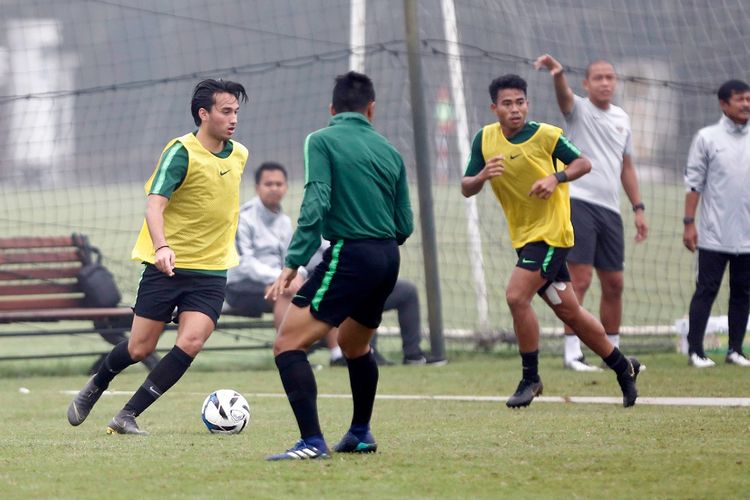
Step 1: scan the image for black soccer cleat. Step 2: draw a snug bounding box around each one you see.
[106,410,148,435]
[333,431,378,454]
[616,357,641,408]
[67,376,104,426]
[506,378,543,408]
[266,439,330,461]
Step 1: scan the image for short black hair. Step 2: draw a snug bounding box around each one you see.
[717,79,750,103]
[255,161,287,185]
[489,74,527,104]
[332,71,375,113]
[191,79,248,126]
[585,59,615,78]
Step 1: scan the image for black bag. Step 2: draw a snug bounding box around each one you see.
[73,234,122,308]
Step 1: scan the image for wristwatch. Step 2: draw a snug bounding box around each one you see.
[632,202,645,212]
[683,217,695,225]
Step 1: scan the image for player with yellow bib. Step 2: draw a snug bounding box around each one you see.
[462,74,641,409]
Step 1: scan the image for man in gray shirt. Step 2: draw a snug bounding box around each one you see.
[225,162,305,329]
[535,54,648,371]
[683,79,750,368]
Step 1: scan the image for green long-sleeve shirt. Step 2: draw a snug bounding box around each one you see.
[285,112,413,269]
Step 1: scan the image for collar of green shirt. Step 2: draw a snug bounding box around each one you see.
[329,111,373,128]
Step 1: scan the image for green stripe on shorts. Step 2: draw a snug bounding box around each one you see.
[311,240,344,311]
[542,246,555,273]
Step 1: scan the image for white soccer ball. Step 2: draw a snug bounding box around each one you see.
[201,389,250,434]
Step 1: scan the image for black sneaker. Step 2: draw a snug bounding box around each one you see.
[106,410,148,435]
[616,357,641,408]
[67,376,104,426]
[403,355,448,366]
[506,378,543,408]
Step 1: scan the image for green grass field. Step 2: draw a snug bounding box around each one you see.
[2,352,749,499]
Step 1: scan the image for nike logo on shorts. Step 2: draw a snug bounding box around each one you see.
[521,258,536,264]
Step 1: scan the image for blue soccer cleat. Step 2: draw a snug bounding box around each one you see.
[333,430,378,453]
[266,439,330,461]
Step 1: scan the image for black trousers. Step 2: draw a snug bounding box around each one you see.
[687,249,750,355]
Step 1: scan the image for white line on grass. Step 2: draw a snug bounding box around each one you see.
[59,390,750,407]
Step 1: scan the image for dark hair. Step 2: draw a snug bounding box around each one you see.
[332,71,375,113]
[488,74,527,103]
[255,161,287,185]
[717,79,750,103]
[191,79,248,126]
[585,59,615,78]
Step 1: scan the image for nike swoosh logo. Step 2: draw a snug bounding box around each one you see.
[521,258,536,264]
[292,294,306,300]
[220,170,231,176]
[510,154,521,160]
[148,385,162,397]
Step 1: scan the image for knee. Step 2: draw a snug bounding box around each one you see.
[601,278,624,298]
[506,289,530,312]
[554,303,581,325]
[127,343,153,362]
[177,336,206,358]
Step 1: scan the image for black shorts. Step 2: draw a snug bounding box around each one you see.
[133,265,227,325]
[567,198,624,271]
[292,239,400,328]
[515,241,571,294]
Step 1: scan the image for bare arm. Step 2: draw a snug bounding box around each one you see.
[621,155,648,242]
[145,194,175,276]
[683,191,700,252]
[534,54,574,115]
[528,156,591,199]
[461,155,505,198]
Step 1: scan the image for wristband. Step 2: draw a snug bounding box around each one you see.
[632,202,645,212]
[553,171,568,183]
[155,245,170,252]
[683,217,695,225]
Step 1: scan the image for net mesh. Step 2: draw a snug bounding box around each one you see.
[1,0,748,343]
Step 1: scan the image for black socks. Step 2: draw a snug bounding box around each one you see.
[275,350,322,441]
[521,350,540,382]
[123,345,193,416]
[603,347,629,375]
[345,350,379,429]
[93,340,136,390]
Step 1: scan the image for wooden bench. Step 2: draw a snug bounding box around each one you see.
[0,235,274,362]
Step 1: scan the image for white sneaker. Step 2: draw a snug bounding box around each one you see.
[688,353,716,368]
[564,356,603,372]
[725,351,750,366]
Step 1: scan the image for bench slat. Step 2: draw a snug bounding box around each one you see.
[0,283,80,295]
[0,236,75,249]
[0,297,85,311]
[0,250,81,265]
[0,267,80,281]
[0,306,133,322]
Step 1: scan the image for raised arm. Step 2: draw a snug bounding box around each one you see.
[534,54,574,115]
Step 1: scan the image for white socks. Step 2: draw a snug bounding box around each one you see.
[564,335,583,363]
[329,345,343,362]
[607,333,620,348]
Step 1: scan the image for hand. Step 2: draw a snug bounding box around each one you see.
[154,246,175,276]
[634,212,648,242]
[482,155,505,181]
[265,267,298,302]
[683,224,698,252]
[528,174,559,199]
[283,274,306,297]
[534,54,563,76]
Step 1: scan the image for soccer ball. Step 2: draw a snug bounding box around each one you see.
[201,389,250,434]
